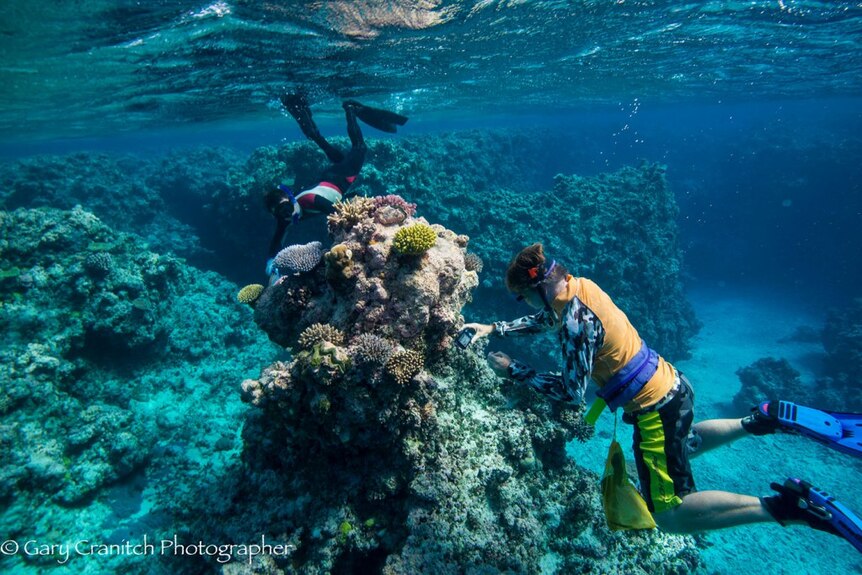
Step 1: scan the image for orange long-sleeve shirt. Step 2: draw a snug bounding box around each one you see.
[495,276,676,412]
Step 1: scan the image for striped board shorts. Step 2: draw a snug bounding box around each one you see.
[622,373,696,513]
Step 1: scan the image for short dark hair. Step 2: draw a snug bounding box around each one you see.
[505,243,568,293]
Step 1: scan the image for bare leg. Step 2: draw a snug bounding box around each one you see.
[655,491,773,533]
[690,418,748,458]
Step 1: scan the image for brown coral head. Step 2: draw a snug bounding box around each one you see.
[385,350,425,385]
[325,244,353,266]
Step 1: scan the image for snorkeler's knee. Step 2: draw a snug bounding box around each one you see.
[651,498,690,533]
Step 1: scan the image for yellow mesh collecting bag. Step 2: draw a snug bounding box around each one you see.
[600,422,657,531]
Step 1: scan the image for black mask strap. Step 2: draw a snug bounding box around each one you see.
[532,260,558,318]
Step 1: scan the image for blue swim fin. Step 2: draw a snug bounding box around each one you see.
[766,478,862,554]
[756,400,862,458]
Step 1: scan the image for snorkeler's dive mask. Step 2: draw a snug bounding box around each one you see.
[517,259,557,315]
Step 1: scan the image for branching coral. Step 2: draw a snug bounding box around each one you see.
[385,350,425,385]
[464,252,484,273]
[274,241,324,275]
[237,284,265,305]
[351,334,395,366]
[297,323,346,350]
[327,197,375,234]
[393,223,437,256]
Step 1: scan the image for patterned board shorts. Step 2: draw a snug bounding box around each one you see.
[622,374,697,514]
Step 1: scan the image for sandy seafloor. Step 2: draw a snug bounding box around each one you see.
[570,285,862,575]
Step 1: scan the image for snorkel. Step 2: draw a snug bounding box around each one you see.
[525,259,559,319]
[277,184,301,225]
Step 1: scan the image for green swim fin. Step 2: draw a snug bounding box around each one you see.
[345,100,409,133]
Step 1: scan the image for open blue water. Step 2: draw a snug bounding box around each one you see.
[2,1,862,574]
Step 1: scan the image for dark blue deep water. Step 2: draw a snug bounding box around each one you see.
[2,2,862,574]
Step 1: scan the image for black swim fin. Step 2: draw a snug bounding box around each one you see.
[345,100,408,133]
[281,92,316,130]
[765,478,862,554]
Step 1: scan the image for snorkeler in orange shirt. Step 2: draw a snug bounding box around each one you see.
[465,242,862,551]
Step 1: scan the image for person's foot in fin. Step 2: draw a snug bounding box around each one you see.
[742,400,782,435]
[762,477,862,552]
[343,99,408,133]
[743,400,862,458]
